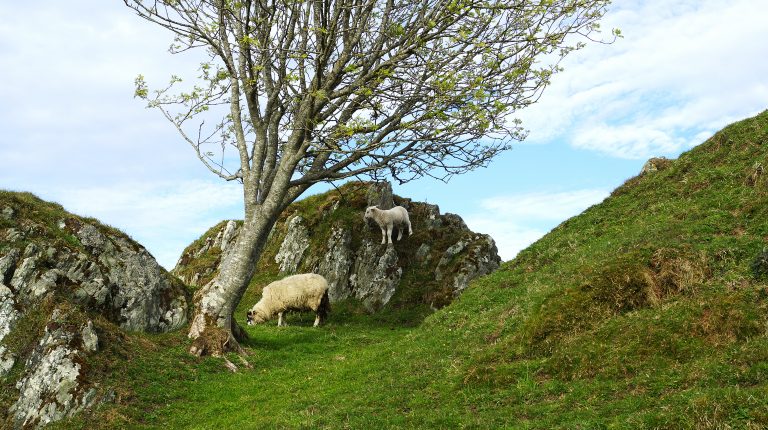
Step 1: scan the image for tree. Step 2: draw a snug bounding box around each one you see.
[125,0,615,356]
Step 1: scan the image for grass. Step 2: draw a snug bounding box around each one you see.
[0,190,137,254]
[12,110,768,428]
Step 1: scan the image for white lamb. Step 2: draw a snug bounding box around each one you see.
[246,273,330,327]
[364,205,413,245]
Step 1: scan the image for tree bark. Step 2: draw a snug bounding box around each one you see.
[187,205,277,356]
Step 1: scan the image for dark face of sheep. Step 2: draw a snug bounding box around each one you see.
[246,310,266,325]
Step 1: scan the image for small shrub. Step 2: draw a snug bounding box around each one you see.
[523,249,710,355]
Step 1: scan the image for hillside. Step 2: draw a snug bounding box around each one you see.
[0,192,190,429]
[39,109,768,428]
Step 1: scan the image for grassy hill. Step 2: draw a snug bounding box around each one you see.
[54,110,768,429]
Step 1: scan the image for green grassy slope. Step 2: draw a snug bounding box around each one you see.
[56,110,768,429]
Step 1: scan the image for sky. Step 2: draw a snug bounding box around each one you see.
[1,1,767,269]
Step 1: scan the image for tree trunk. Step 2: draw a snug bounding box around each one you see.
[187,206,276,357]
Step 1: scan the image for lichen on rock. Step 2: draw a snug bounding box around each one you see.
[351,241,402,312]
[0,283,20,378]
[318,227,353,302]
[9,309,98,429]
[274,216,310,274]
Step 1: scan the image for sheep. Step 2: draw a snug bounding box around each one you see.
[364,205,413,245]
[246,273,330,327]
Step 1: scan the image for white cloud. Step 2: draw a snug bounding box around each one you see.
[464,217,545,263]
[518,0,768,159]
[0,1,207,183]
[571,124,684,159]
[52,180,243,269]
[464,189,609,261]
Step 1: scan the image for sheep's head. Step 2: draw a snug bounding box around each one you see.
[364,206,378,221]
[246,309,267,325]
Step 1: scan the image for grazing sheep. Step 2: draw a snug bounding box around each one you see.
[246,273,330,327]
[364,205,413,245]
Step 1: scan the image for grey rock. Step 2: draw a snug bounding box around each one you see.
[175,221,240,287]
[318,227,353,302]
[7,220,188,333]
[421,203,442,229]
[162,297,188,331]
[448,235,501,295]
[76,224,108,251]
[0,248,20,284]
[415,243,432,264]
[174,180,502,316]
[10,309,90,429]
[275,216,310,274]
[0,284,20,375]
[435,240,468,281]
[0,196,192,427]
[366,182,394,209]
[641,156,671,175]
[80,321,98,353]
[74,278,110,307]
[23,243,39,258]
[219,220,239,251]
[74,224,188,333]
[1,206,15,220]
[351,241,402,312]
[194,235,216,258]
[10,256,38,292]
[4,228,24,242]
[0,345,14,377]
[0,284,19,337]
[21,269,59,301]
[443,213,468,231]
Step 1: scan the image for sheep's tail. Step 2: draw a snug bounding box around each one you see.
[317,289,331,324]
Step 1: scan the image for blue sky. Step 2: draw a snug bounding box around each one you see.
[1,1,767,268]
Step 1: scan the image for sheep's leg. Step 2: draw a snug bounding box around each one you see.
[277,312,284,327]
[380,227,387,245]
[313,314,321,327]
[387,224,394,245]
[407,219,413,235]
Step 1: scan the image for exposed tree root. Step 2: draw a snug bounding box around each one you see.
[188,319,249,358]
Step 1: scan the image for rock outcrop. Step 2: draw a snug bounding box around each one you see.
[640,156,672,175]
[0,191,190,429]
[274,216,310,274]
[174,182,501,313]
[9,308,102,429]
